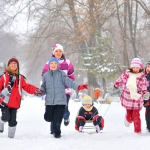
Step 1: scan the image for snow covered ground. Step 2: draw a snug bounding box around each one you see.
[0,97,150,150]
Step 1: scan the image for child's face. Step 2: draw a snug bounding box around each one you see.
[54,49,63,59]
[146,65,150,73]
[132,67,140,74]
[50,61,58,70]
[84,104,92,108]
[9,61,18,71]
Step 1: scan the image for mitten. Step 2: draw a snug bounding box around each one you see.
[78,84,88,91]
[79,126,83,132]
[0,101,7,107]
[143,92,150,100]
[113,85,118,93]
[34,89,43,96]
[144,100,150,107]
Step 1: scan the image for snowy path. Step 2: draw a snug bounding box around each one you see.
[0,97,149,150]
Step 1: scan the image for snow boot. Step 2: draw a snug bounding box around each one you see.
[64,118,70,126]
[8,126,16,138]
[79,126,83,132]
[95,125,100,133]
[53,133,61,138]
[124,114,130,127]
[0,117,6,133]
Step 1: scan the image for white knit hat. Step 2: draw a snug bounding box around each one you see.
[130,58,143,68]
[52,44,64,55]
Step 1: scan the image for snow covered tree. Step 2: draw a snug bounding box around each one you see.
[80,30,119,97]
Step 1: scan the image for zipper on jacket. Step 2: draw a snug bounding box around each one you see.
[52,71,54,105]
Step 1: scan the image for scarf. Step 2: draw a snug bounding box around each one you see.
[126,72,142,100]
[0,73,16,106]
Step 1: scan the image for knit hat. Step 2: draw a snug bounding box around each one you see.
[82,95,93,105]
[48,57,59,68]
[130,58,143,69]
[7,57,19,66]
[146,61,150,66]
[52,44,64,55]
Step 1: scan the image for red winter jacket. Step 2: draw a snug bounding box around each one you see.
[0,71,38,109]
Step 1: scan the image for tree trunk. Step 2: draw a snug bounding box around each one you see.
[102,78,107,98]
[87,71,94,100]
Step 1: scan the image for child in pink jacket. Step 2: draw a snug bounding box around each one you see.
[113,58,149,133]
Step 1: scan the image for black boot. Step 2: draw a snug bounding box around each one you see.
[64,118,70,126]
[53,133,61,138]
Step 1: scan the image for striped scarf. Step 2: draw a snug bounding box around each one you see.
[0,74,16,107]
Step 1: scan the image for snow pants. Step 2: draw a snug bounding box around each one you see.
[145,106,150,132]
[63,95,70,119]
[75,115,104,131]
[44,105,65,136]
[0,106,17,127]
[126,109,141,133]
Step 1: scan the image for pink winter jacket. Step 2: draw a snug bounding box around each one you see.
[114,70,148,110]
[42,54,75,95]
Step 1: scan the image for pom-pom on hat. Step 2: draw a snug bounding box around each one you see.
[48,57,59,68]
[52,44,64,55]
[130,58,143,69]
[82,95,93,105]
[7,57,19,66]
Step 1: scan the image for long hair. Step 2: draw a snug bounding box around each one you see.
[128,68,144,73]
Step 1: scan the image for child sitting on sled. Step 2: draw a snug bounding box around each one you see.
[75,95,104,132]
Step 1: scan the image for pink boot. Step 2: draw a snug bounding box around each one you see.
[79,126,83,132]
[95,125,100,132]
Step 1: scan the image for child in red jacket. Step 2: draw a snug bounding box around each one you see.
[0,57,42,138]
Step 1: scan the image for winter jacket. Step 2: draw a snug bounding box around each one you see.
[145,73,150,93]
[76,106,98,120]
[40,68,79,106]
[42,54,75,95]
[145,72,150,105]
[0,71,38,109]
[114,70,148,110]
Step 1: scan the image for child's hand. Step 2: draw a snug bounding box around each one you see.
[0,101,7,107]
[78,84,88,91]
[113,85,118,93]
[143,92,149,100]
[34,89,43,96]
[143,100,150,107]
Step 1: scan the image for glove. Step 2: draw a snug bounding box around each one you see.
[0,101,7,107]
[144,100,150,107]
[34,89,43,96]
[143,92,150,100]
[78,84,88,91]
[113,85,118,93]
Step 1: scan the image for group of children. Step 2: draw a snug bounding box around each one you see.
[0,44,150,138]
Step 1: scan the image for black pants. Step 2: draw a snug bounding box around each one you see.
[44,105,65,136]
[75,116,104,130]
[0,106,17,127]
[146,106,150,131]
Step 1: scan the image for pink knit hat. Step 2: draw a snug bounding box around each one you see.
[130,58,143,68]
[52,44,64,55]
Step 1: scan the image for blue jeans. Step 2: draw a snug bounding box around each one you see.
[51,95,70,133]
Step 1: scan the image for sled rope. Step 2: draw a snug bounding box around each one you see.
[82,90,117,129]
[98,90,117,126]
